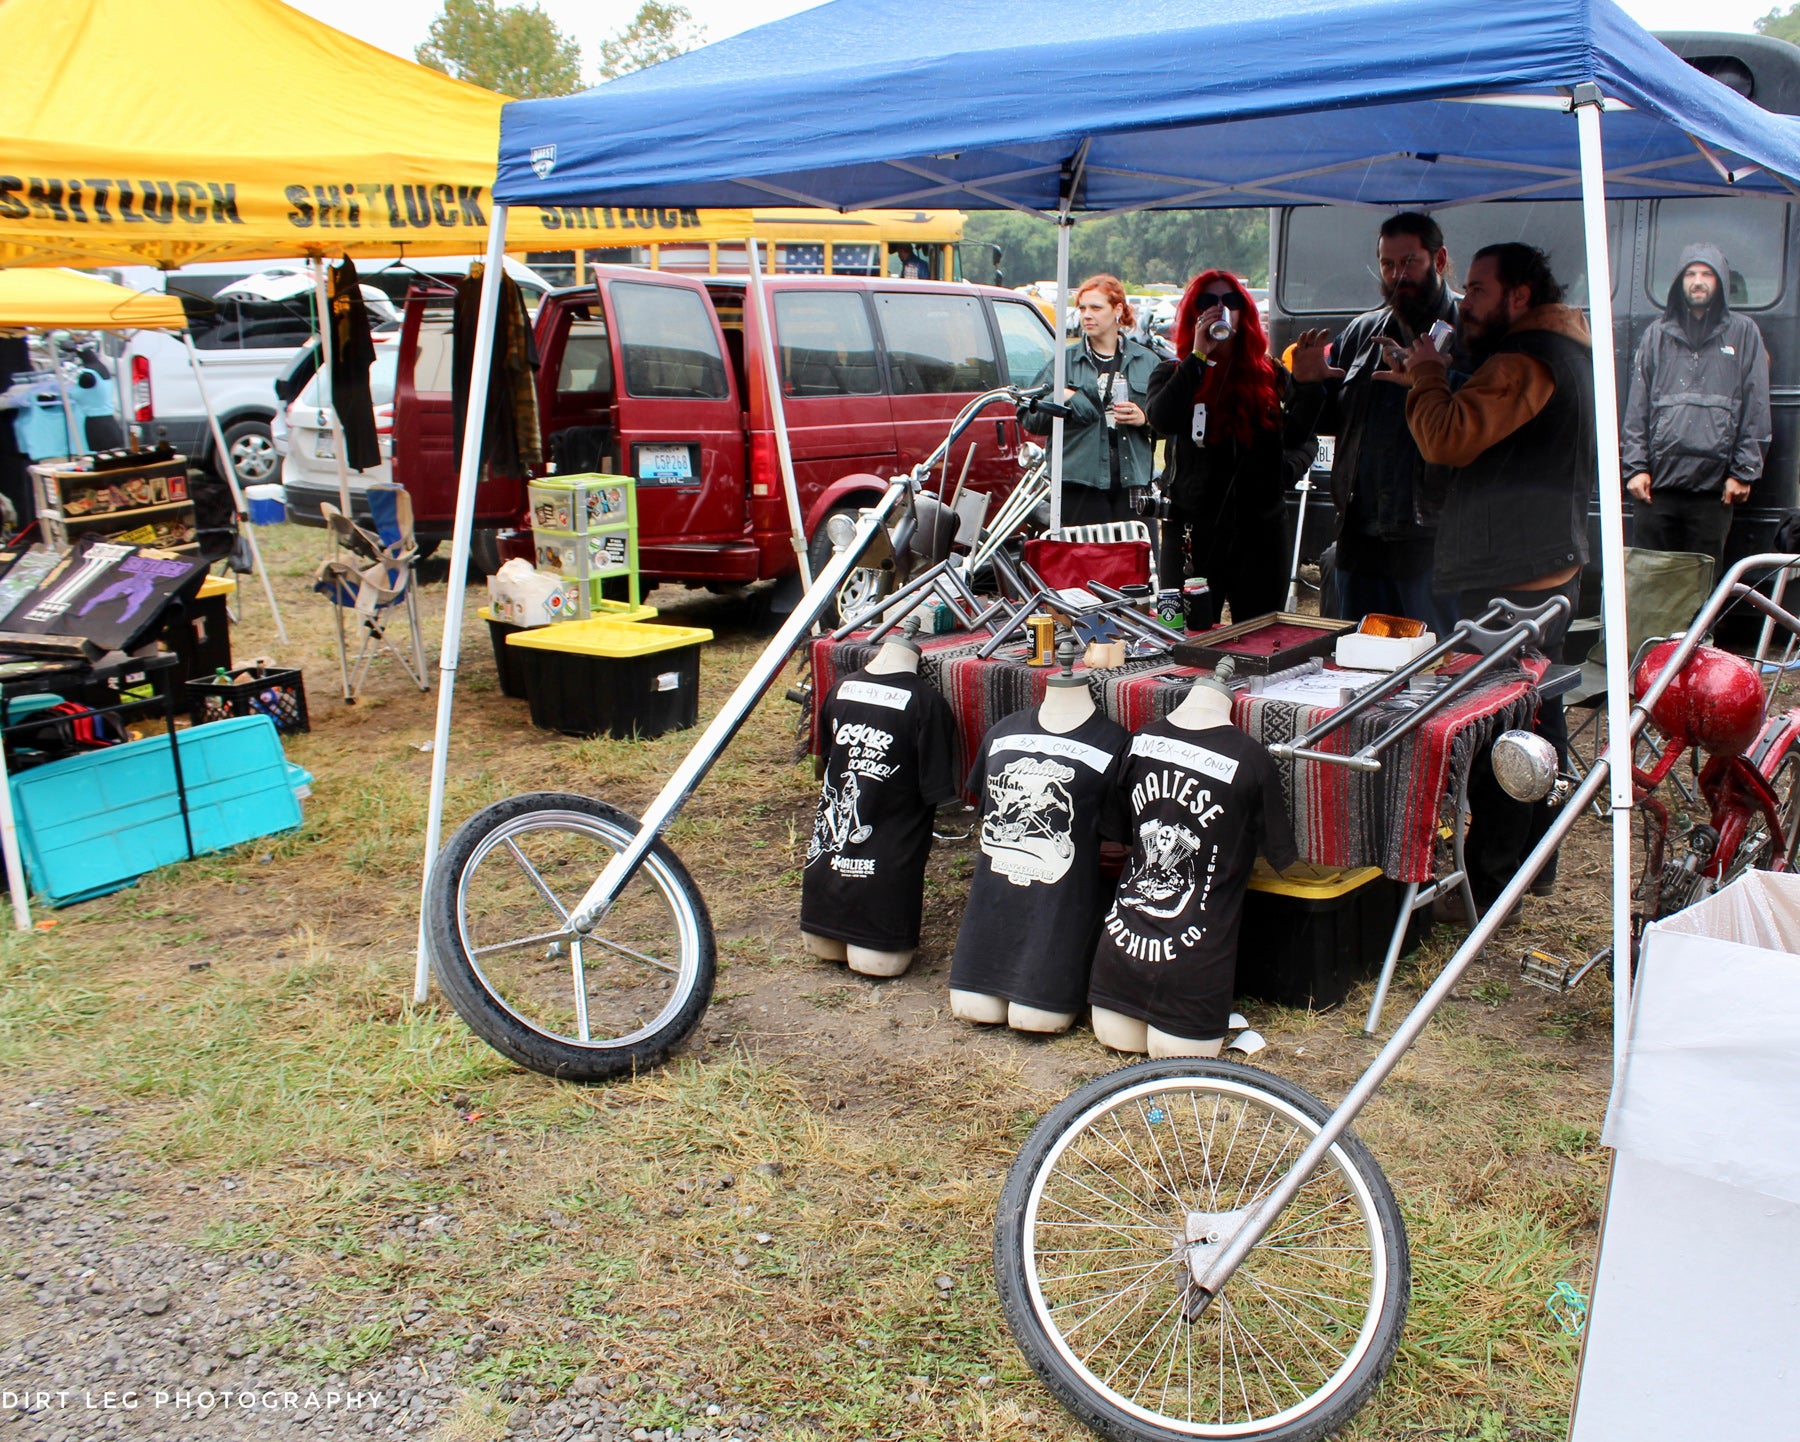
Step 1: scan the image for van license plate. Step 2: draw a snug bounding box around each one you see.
[315,440,334,460]
[638,445,693,482]
[1312,435,1334,472]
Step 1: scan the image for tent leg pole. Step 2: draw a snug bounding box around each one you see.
[1576,88,1634,1092]
[746,238,813,591]
[1049,218,1072,535]
[0,720,31,932]
[184,332,288,644]
[416,207,510,1004]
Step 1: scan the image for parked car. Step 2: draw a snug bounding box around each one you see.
[278,340,399,525]
[390,270,1059,583]
[111,256,549,491]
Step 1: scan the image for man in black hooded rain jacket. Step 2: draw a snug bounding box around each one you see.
[1620,241,1771,570]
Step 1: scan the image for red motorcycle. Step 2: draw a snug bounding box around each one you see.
[1631,638,1800,921]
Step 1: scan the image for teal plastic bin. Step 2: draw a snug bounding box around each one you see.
[9,714,309,906]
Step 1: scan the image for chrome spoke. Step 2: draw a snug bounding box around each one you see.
[471,926,575,957]
[505,836,570,921]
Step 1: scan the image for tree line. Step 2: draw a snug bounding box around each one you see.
[961,210,1271,291]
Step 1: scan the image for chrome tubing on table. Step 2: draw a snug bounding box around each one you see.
[564,387,1034,936]
[1268,597,1569,771]
[1189,552,1800,1307]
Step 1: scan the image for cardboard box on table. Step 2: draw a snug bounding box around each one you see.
[1570,871,1800,1439]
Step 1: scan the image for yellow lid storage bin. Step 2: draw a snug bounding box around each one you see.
[1239,861,1416,1010]
[479,602,657,700]
[506,619,712,739]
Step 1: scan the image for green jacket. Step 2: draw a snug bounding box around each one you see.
[1022,337,1161,491]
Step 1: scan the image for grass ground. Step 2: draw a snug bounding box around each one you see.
[0,521,1620,1440]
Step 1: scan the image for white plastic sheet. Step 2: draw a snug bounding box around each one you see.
[1601,870,1800,1206]
[1573,871,1800,1441]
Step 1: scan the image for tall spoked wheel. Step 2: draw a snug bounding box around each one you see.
[426,793,715,1082]
[995,1058,1409,1442]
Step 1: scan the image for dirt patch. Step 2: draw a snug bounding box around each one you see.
[2,523,1619,1441]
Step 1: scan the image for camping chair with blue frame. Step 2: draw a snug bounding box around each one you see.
[314,483,428,702]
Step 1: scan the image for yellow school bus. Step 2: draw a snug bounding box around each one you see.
[526,209,970,286]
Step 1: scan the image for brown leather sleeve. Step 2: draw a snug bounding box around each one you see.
[1404,353,1555,468]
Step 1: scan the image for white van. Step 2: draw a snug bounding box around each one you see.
[108,256,550,489]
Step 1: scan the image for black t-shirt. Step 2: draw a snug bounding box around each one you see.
[949,707,1132,1013]
[1089,719,1298,1040]
[801,668,959,951]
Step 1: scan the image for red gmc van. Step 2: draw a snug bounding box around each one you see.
[388,269,1058,582]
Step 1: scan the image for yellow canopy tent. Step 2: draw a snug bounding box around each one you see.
[0,0,751,268]
[0,268,186,331]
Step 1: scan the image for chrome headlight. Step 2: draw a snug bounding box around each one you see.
[1492,730,1559,803]
[825,512,859,552]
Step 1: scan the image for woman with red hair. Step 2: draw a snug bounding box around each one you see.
[1021,273,1162,525]
[1146,270,1318,625]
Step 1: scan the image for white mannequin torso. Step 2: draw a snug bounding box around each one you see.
[1037,677,1096,733]
[865,638,921,675]
[1166,678,1232,730]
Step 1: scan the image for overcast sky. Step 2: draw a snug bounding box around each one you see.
[285,0,1775,84]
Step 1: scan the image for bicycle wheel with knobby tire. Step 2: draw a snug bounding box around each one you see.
[995,1058,1408,1442]
[426,793,715,1082]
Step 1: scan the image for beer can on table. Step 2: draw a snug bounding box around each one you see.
[1027,612,1057,666]
[1156,588,1184,629]
[1182,578,1212,631]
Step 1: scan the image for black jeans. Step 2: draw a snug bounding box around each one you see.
[1631,488,1735,574]
[1059,482,1138,527]
[1162,505,1287,626]
[1456,578,1578,907]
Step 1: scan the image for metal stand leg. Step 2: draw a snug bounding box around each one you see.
[1365,882,1418,1035]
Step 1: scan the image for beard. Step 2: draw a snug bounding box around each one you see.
[1461,313,1511,361]
[1382,268,1445,329]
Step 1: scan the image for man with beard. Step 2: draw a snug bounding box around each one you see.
[1289,212,1459,635]
[1387,241,1594,919]
[1621,243,1770,571]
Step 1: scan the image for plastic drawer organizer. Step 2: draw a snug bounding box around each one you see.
[10,714,311,905]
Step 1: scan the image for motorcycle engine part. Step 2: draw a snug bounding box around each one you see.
[1492,729,1559,802]
[1633,640,1765,756]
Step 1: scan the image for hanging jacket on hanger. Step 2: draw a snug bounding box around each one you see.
[328,257,382,472]
[450,266,541,479]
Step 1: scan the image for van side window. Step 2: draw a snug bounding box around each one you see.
[1279,201,1625,314]
[992,300,1055,385]
[184,294,314,352]
[875,293,999,395]
[610,281,730,399]
[772,292,881,396]
[414,317,455,394]
[1649,198,1788,309]
[556,313,614,395]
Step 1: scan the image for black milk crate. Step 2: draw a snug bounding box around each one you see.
[184,665,310,734]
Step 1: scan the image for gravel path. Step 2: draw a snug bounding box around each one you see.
[0,1092,770,1442]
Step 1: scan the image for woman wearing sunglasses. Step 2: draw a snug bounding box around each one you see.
[1146,270,1318,625]
[1021,274,1162,525]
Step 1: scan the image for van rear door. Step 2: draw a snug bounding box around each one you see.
[597,273,752,579]
[391,293,523,531]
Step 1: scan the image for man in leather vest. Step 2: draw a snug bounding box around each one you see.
[1389,242,1595,918]
[1289,212,1459,637]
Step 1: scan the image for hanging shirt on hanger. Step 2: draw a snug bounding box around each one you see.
[328,257,382,472]
[950,707,1131,1014]
[801,668,959,952]
[1089,719,1297,1040]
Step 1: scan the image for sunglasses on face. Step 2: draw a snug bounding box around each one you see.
[1197,291,1245,311]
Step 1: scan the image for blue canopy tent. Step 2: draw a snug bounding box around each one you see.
[418,0,1800,1041]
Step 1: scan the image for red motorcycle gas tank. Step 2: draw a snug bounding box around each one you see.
[1632,641,1765,756]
